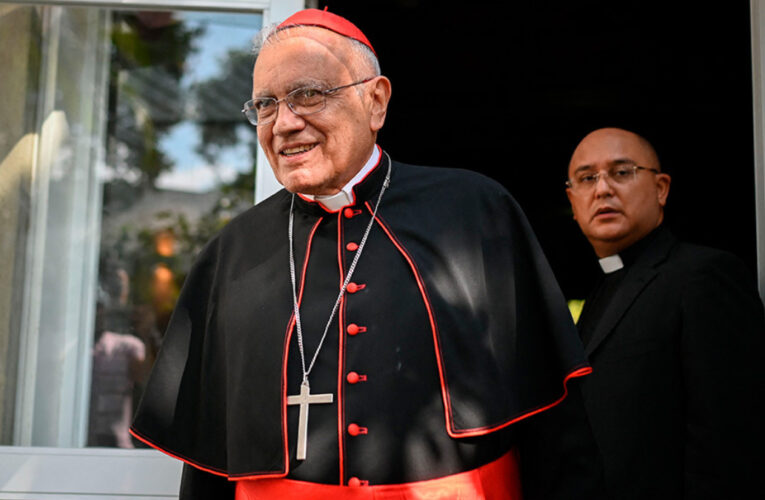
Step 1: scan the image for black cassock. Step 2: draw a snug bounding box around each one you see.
[131,152,602,498]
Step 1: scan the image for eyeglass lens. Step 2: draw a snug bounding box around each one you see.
[244,87,328,125]
[571,166,639,190]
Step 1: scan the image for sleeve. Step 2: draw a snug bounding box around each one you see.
[680,252,765,498]
[179,464,236,500]
[517,378,606,500]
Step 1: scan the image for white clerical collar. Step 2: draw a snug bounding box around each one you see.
[598,254,624,274]
[301,145,381,212]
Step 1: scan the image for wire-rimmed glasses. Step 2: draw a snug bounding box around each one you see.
[242,77,374,126]
[566,165,659,192]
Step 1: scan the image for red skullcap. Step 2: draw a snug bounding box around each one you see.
[277,8,376,55]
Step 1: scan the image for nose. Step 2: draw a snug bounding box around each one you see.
[593,172,615,197]
[271,100,306,136]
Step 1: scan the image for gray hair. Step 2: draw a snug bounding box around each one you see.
[252,23,381,78]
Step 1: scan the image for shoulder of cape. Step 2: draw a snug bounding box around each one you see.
[390,161,520,214]
[223,188,291,233]
[392,161,511,194]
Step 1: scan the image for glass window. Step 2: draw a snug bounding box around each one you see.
[0,3,262,448]
[0,3,39,446]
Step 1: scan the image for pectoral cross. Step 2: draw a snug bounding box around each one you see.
[287,380,333,460]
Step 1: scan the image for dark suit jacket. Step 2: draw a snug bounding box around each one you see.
[580,227,765,500]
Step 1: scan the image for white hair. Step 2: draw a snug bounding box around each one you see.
[252,23,381,78]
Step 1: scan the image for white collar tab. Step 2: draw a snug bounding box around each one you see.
[301,145,381,212]
[598,254,624,274]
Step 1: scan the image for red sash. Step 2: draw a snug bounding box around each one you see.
[235,450,522,499]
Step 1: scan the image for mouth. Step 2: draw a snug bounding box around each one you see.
[280,143,317,157]
[593,206,621,219]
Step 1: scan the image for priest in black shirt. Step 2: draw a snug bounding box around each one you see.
[566,127,765,499]
[130,8,603,500]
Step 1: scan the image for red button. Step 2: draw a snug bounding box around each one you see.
[348,477,366,487]
[346,242,359,251]
[346,282,365,293]
[346,324,366,336]
[347,423,367,436]
[346,372,367,384]
[343,208,359,219]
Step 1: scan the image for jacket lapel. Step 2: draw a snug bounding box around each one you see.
[585,229,677,357]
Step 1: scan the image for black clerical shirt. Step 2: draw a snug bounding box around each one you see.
[577,226,664,345]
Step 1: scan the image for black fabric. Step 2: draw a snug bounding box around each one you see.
[516,379,604,500]
[578,269,626,346]
[579,226,664,345]
[132,155,599,494]
[179,464,235,500]
[579,226,765,499]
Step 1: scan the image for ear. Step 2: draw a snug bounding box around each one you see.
[367,76,392,132]
[566,187,578,220]
[655,172,671,207]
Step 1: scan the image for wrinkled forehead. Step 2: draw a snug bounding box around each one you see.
[252,27,353,96]
[252,27,358,95]
[257,26,356,72]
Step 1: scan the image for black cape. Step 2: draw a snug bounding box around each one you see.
[131,153,591,482]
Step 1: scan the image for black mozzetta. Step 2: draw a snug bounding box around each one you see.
[130,153,591,483]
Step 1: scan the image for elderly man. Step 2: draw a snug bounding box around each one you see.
[566,127,765,499]
[131,9,601,499]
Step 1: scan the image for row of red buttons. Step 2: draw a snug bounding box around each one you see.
[343,219,369,487]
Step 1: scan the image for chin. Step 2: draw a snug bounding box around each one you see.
[587,229,629,246]
[277,171,314,194]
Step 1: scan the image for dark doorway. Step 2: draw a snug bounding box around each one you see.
[319,1,756,298]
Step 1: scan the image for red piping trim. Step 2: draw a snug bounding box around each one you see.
[129,426,304,480]
[297,192,337,214]
[365,203,593,438]
[447,365,593,437]
[336,210,347,485]
[364,203,456,438]
[346,144,383,208]
[128,427,229,478]
[282,217,323,473]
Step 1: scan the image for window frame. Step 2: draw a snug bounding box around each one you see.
[0,0,303,497]
[751,0,765,299]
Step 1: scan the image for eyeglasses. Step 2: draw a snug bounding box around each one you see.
[242,77,374,126]
[566,165,659,192]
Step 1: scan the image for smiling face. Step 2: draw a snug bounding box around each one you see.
[566,128,671,257]
[251,27,390,195]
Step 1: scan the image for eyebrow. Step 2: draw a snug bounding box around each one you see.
[252,78,331,99]
[572,157,636,174]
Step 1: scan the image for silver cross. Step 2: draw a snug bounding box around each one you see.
[286,380,333,460]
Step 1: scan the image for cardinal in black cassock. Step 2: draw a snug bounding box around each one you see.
[131,9,603,500]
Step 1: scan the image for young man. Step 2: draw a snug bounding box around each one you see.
[567,127,765,499]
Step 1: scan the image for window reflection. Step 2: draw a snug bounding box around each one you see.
[91,9,261,448]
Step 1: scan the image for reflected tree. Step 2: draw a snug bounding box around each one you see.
[100,12,259,338]
[192,47,259,196]
[106,10,203,187]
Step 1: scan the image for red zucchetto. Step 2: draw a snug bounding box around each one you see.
[277,8,376,55]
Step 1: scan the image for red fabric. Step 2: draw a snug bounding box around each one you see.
[234,450,522,499]
[278,8,376,55]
